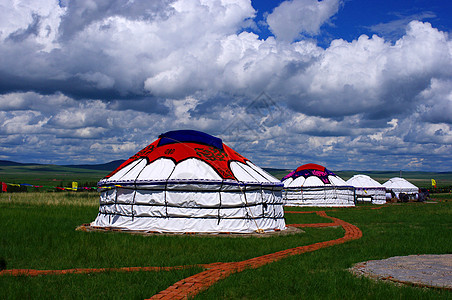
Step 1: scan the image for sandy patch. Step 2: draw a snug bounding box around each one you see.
[350,254,452,289]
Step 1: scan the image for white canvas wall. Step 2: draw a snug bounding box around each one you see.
[92,182,285,233]
[346,175,386,204]
[283,186,355,207]
[383,177,419,198]
[283,173,355,207]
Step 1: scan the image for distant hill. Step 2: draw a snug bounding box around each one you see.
[0,160,39,167]
[263,168,292,180]
[64,160,125,171]
[0,159,124,171]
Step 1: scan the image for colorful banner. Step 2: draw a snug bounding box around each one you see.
[0,182,97,192]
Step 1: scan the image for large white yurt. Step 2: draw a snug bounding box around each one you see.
[346,174,386,204]
[383,177,419,200]
[282,163,355,207]
[91,130,286,233]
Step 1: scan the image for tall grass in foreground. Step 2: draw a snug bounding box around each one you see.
[1,193,451,299]
[0,191,99,206]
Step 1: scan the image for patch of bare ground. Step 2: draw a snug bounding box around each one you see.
[350,254,452,290]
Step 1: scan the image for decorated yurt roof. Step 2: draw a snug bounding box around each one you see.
[382,177,418,190]
[346,174,384,188]
[282,163,348,187]
[99,130,280,186]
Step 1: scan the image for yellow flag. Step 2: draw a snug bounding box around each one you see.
[72,181,78,190]
[431,179,436,187]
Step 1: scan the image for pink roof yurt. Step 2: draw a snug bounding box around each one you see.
[282,163,355,207]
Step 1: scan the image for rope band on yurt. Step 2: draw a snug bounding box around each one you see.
[238,182,263,233]
[260,183,264,218]
[131,180,138,222]
[164,179,169,219]
[272,185,277,222]
[217,181,223,225]
[97,211,284,220]
[112,185,119,224]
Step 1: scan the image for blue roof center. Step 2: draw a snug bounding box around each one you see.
[158,130,224,150]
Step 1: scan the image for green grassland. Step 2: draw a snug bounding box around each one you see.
[0,165,107,189]
[1,192,451,299]
[1,165,451,298]
[0,165,106,187]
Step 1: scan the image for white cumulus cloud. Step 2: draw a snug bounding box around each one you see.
[266,0,341,42]
[0,0,451,170]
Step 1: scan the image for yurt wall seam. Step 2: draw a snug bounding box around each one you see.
[99,180,283,191]
[95,211,283,220]
[229,161,267,231]
[217,181,223,225]
[98,200,282,209]
[239,183,261,232]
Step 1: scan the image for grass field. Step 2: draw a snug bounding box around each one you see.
[0,164,106,188]
[1,192,451,299]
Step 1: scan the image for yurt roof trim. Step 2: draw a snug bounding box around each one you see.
[99,130,282,188]
[98,178,283,188]
[282,163,339,184]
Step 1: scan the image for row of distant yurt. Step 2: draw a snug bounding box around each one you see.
[90,130,419,234]
[282,164,355,207]
[282,169,419,206]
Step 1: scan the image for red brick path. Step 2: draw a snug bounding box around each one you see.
[0,211,362,300]
[0,263,220,277]
[149,211,362,299]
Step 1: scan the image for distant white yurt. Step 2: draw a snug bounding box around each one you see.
[346,174,386,204]
[383,177,419,200]
[91,130,285,233]
[282,163,355,207]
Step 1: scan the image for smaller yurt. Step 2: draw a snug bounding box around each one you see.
[282,163,355,207]
[91,130,285,234]
[346,174,386,204]
[383,177,419,201]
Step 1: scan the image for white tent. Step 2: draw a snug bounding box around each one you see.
[383,177,419,200]
[282,163,355,207]
[346,174,386,204]
[91,130,286,234]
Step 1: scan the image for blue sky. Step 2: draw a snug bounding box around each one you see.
[0,0,451,171]
[252,0,452,44]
